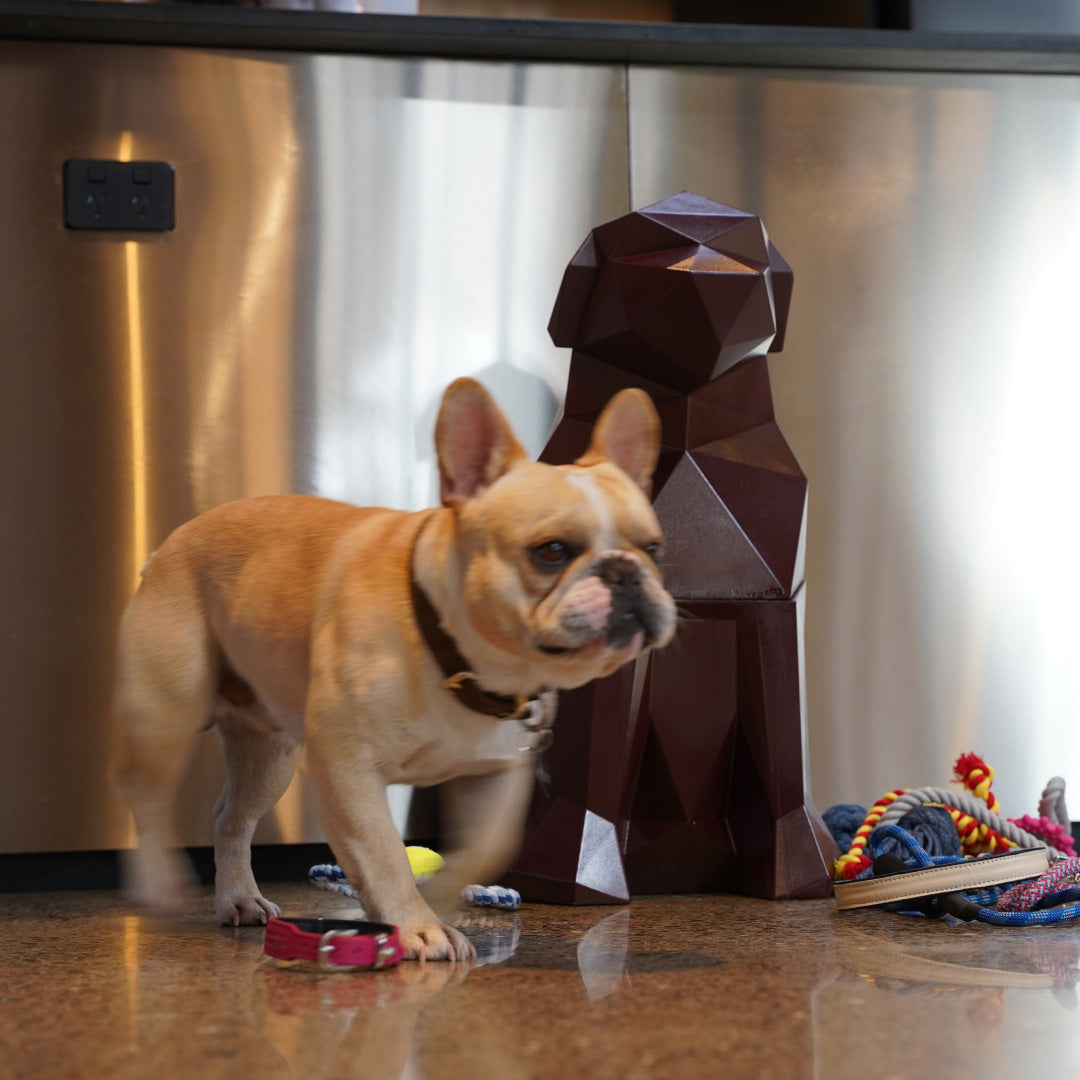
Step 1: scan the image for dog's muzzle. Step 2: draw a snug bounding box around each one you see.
[594,552,660,649]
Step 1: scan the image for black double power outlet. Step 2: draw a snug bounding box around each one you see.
[63,159,175,232]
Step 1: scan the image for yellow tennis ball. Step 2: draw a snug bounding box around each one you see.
[406,846,445,880]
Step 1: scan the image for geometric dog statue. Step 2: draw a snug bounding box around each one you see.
[507,192,838,903]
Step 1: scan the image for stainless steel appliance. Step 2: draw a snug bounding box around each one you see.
[2,16,1078,860]
[0,38,628,852]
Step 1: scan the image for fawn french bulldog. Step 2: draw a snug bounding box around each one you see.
[115,378,676,960]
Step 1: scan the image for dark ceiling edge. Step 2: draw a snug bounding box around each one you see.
[2,1,1080,74]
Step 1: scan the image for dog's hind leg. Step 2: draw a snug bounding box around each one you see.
[114,589,216,915]
[212,710,301,926]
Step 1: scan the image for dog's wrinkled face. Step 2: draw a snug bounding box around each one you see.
[455,460,676,689]
[436,380,677,691]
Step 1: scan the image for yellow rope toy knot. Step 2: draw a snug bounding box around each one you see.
[954,752,1001,814]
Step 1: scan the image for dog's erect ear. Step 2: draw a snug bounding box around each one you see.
[575,389,661,494]
[436,378,528,507]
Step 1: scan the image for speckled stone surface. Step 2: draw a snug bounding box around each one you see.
[4,883,1080,1079]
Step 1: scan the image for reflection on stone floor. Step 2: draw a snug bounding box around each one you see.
[5,884,1080,1079]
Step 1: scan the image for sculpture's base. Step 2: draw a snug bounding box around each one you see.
[507,589,838,903]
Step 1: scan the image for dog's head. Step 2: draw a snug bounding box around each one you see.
[432,378,677,693]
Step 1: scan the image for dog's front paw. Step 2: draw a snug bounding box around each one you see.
[216,892,281,927]
[398,921,475,962]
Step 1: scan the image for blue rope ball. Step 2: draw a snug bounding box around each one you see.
[823,804,866,852]
[872,804,962,859]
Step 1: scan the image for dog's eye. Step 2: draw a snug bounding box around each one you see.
[643,542,663,562]
[531,540,574,571]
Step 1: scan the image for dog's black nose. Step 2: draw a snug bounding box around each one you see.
[595,554,650,648]
[596,554,641,589]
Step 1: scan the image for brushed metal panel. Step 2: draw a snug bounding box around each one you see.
[630,65,1080,817]
[0,40,627,852]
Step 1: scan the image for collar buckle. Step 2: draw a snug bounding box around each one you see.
[443,670,536,722]
[317,928,360,970]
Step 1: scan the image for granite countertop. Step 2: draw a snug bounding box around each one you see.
[2,0,1080,73]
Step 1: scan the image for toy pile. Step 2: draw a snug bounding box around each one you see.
[825,753,1080,925]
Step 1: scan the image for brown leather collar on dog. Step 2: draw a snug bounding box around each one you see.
[410,577,542,722]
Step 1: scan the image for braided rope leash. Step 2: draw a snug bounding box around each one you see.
[842,828,1080,926]
[995,856,1080,912]
[977,901,1080,926]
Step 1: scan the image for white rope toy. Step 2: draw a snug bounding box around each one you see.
[1039,776,1070,827]
[461,884,522,909]
[308,862,521,911]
